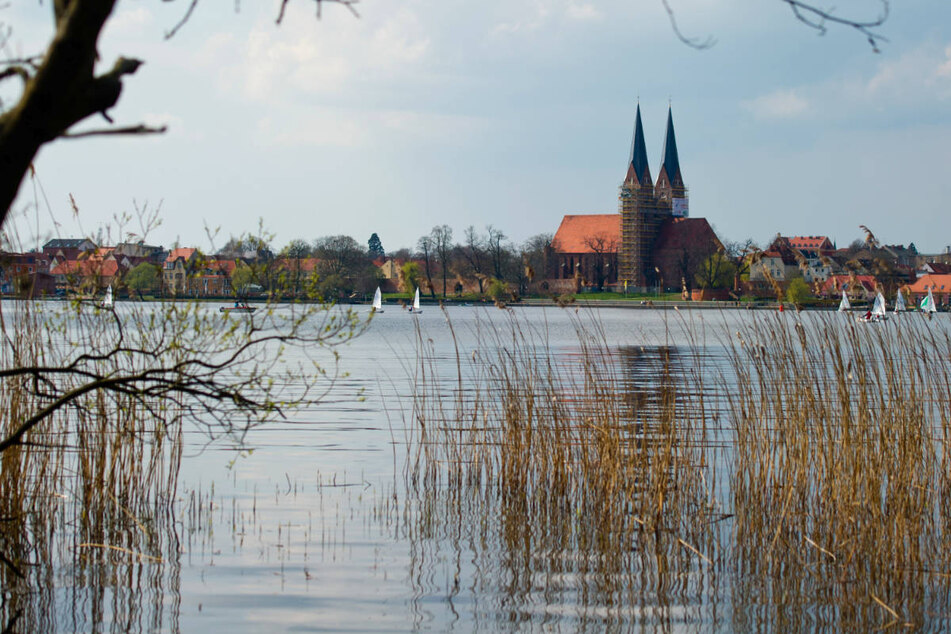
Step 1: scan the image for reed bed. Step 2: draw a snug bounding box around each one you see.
[401,307,724,628]
[400,307,951,631]
[726,312,951,631]
[0,299,182,632]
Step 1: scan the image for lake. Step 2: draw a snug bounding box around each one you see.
[8,302,951,632]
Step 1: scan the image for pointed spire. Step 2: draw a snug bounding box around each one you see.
[657,106,683,190]
[625,104,651,186]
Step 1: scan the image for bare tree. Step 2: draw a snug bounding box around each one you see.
[486,225,508,282]
[460,226,489,294]
[313,234,376,299]
[581,234,618,291]
[416,234,436,299]
[430,225,453,298]
[279,239,314,298]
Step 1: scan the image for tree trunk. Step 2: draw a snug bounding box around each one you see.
[0,1,124,227]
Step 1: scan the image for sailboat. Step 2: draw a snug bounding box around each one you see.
[371,287,384,313]
[920,288,937,315]
[408,287,422,314]
[99,285,114,310]
[859,292,888,323]
[871,292,887,321]
[837,290,850,312]
[894,289,906,313]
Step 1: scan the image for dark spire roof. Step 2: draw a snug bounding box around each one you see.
[658,107,683,188]
[625,104,651,186]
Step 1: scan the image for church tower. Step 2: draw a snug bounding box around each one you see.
[618,105,673,288]
[654,106,688,217]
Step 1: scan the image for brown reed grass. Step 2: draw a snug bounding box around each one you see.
[0,298,184,631]
[400,306,723,626]
[400,307,951,630]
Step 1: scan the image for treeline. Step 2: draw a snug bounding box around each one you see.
[231,225,553,301]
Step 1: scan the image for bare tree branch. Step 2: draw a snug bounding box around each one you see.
[781,0,889,52]
[61,124,168,139]
[660,0,715,50]
[163,0,200,40]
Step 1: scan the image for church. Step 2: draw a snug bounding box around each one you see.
[549,105,721,293]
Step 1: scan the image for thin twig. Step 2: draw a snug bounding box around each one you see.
[61,125,168,139]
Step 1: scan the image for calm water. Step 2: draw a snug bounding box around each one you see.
[14,302,951,632]
[175,305,739,632]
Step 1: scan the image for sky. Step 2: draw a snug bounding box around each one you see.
[3,0,951,254]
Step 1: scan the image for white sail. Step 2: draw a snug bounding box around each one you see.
[411,287,422,314]
[895,290,906,313]
[838,290,850,312]
[371,287,383,312]
[100,285,113,309]
[871,292,887,318]
[921,288,937,313]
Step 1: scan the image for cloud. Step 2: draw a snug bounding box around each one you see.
[566,2,603,21]
[864,43,951,99]
[490,0,604,38]
[742,41,951,124]
[201,7,432,103]
[256,111,370,148]
[253,106,489,149]
[103,6,153,37]
[939,45,951,77]
[742,89,809,119]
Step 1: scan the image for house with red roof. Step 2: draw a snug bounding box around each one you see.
[819,274,877,301]
[749,237,801,284]
[189,258,238,297]
[42,238,96,265]
[920,262,951,276]
[550,214,620,291]
[163,247,199,296]
[273,257,321,296]
[908,274,951,308]
[787,236,834,257]
[50,249,120,294]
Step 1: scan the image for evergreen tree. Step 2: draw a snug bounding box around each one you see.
[367,233,385,258]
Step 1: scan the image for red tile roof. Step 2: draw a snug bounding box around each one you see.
[653,217,721,252]
[788,236,833,251]
[909,274,951,294]
[551,214,620,254]
[166,247,197,263]
[820,274,876,295]
[924,263,951,274]
[51,258,119,277]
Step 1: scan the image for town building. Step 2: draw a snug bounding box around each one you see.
[163,248,199,295]
[549,214,620,292]
[0,252,55,296]
[42,238,96,265]
[908,274,951,308]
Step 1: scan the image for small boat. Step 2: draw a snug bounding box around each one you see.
[371,287,384,313]
[408,287,422,314]
[98,285,114,310]
[894,290,906,313]
[920,288,937,315]
[220,302,257,314]
[858,292,888,323]
[837,290,850,312]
